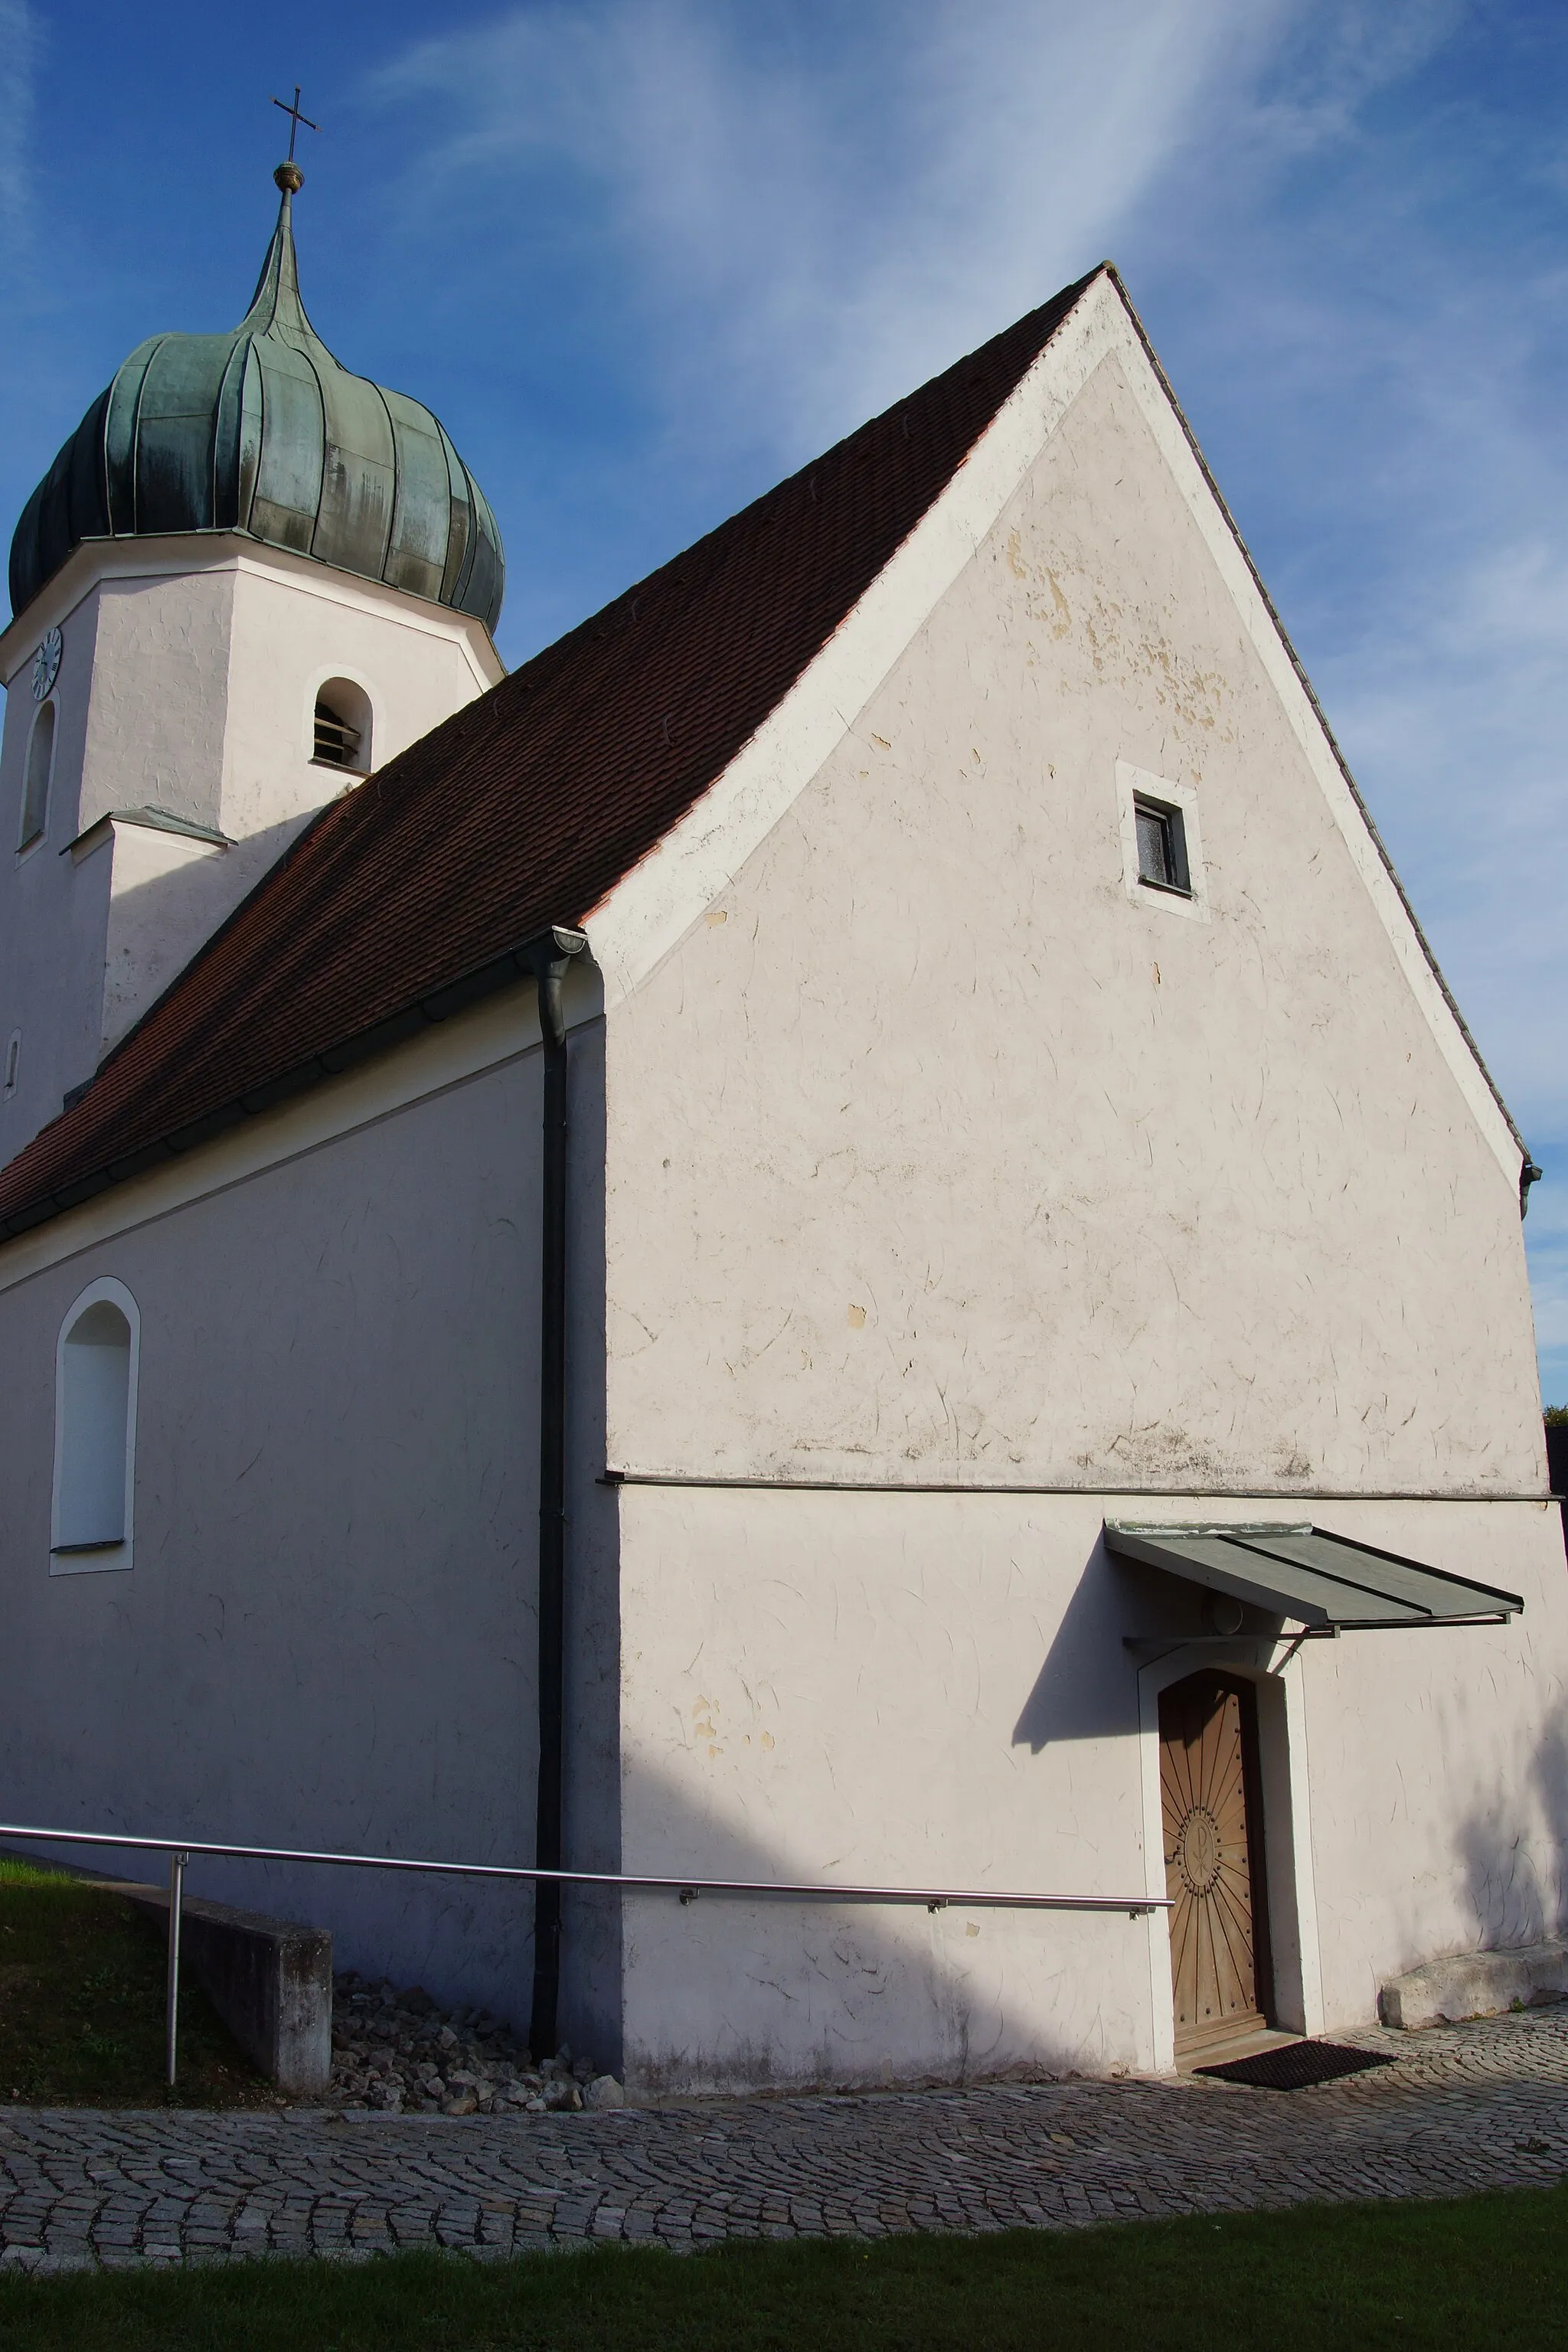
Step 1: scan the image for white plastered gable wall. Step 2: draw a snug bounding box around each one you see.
[590,266,1540,1494]
[587,268,1524,1203]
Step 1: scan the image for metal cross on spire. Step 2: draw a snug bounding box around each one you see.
[270,86,318,195]
[270,86,319,164]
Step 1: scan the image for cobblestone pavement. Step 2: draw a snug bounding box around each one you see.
[0,2010,1565,2274]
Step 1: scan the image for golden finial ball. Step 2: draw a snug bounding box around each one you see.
[274,162,305,194]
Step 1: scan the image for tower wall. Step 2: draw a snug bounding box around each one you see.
[0,536,501,1154]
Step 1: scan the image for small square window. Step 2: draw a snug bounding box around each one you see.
[1116,761,1207,920]
[1134,795,1190,895]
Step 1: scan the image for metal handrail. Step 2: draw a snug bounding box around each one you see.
[0,1821,1170,2087]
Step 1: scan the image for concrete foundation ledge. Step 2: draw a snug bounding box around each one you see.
[1380,1938,1568,2030]
[122,1885,332,2096]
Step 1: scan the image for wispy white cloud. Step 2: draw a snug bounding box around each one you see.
[1223,0,1467,154]
[375,0,1298,456]
[1321,498,1568,1396]
[1223,201,1568,1130]
[1520,1156,1568,1399]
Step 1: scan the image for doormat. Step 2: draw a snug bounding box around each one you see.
[1194,2040,1395,2091]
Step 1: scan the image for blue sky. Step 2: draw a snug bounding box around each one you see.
[2,1,1565,1396]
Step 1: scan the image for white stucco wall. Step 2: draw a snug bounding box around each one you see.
[214,557,497,843]
[0,1004,620,2054]
[613,1486,1565,2092]
[95,821,238,1056]
[1282,1500,1568,2029]
[74,567,237,838]
[0,590,109,1145]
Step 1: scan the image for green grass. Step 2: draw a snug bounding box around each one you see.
[0,1859,273,2109]
[0,2182,1566,2350]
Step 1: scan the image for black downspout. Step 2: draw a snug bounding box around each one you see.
[523,926,585,2062]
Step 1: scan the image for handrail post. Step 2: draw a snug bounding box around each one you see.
[165,1850,187,2089]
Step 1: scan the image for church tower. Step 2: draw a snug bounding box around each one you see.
[0,158,506,1157]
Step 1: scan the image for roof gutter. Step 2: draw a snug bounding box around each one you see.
[0,929,587,1243]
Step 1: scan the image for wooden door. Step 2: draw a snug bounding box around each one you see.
[1158,1671,1269,2052]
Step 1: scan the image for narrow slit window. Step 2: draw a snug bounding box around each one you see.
[2,1031,18,1099]
[1134,794,1190,895]
[51,1282,139,1570]
[19,700,55,848]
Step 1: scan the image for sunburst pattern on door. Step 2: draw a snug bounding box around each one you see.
[1158,1672,1265,2052]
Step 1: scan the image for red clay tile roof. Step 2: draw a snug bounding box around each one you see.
[0,270,1099,1239]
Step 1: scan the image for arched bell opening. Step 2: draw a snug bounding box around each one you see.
[312,677,374,774]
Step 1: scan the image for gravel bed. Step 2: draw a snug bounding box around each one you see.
[325,1971,623,2117]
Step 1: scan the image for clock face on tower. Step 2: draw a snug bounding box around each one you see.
[31,628,61,702]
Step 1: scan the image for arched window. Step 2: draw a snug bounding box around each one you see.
[312,678,373,773]
[18,699,55,848]
[51,1278,139,1573]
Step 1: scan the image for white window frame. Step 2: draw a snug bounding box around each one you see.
[1116,760,1210,923]
[50,1276,140,1576]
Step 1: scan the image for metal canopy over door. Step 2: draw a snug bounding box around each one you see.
[1159,1671,1269,2053]
[1106,1522,1522,1632]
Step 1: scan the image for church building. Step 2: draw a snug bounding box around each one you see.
[0,161,1561,2095]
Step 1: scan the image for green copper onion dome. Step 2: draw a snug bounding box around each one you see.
[8,167,504,632]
